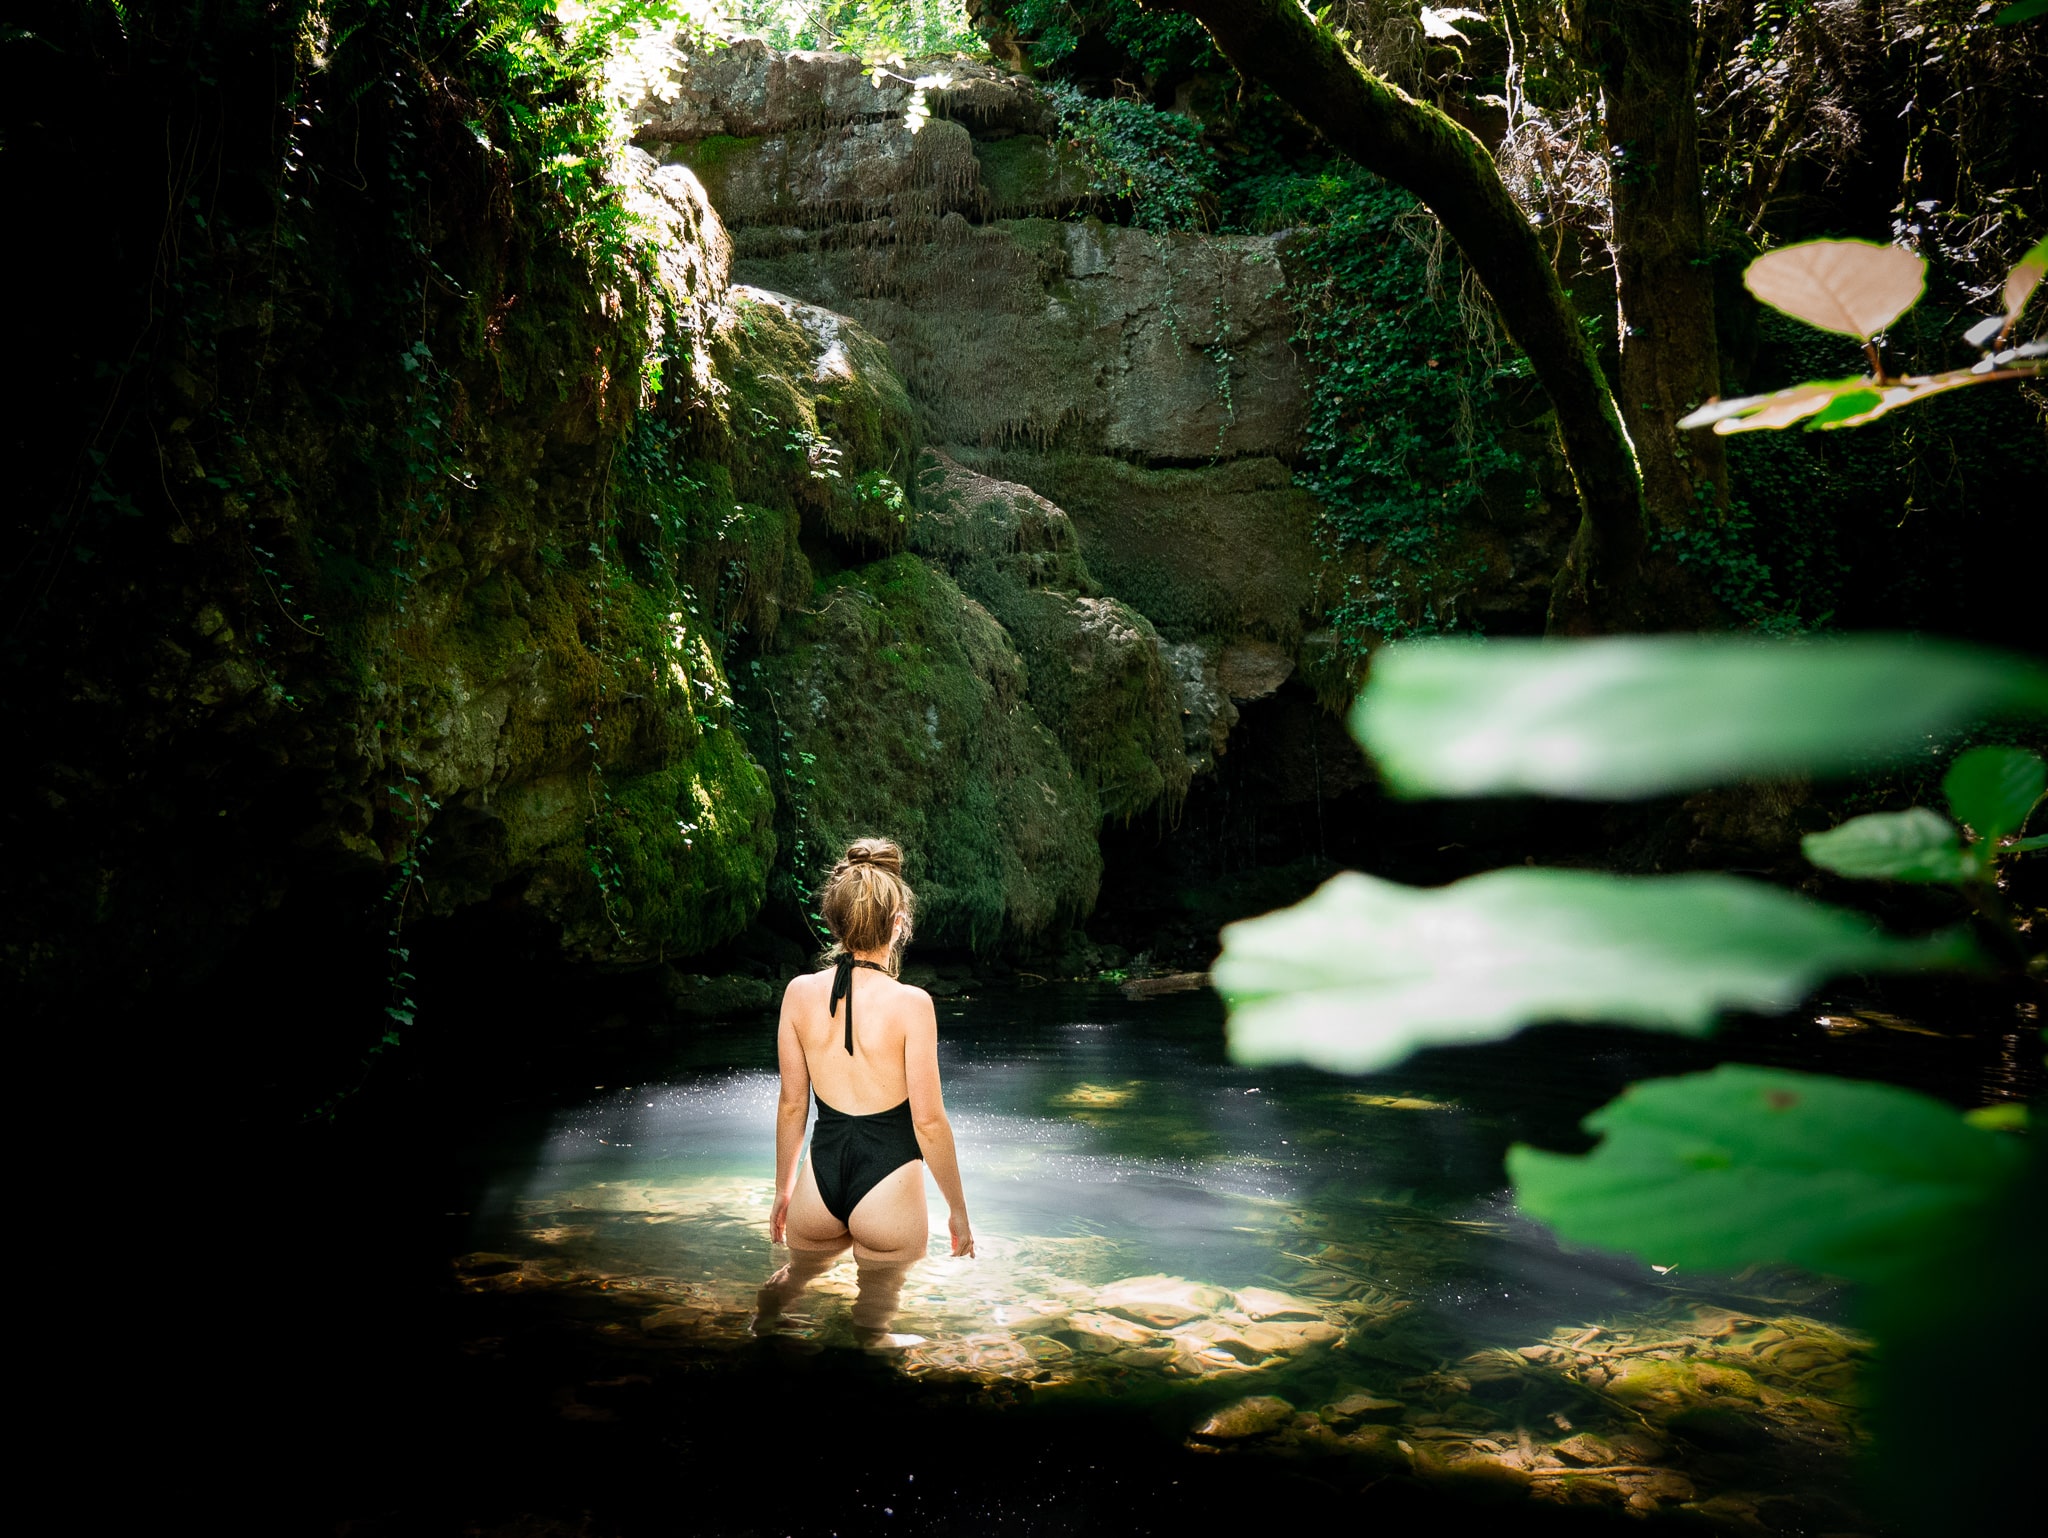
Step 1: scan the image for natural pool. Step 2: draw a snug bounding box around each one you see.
[444,982,1955,1532]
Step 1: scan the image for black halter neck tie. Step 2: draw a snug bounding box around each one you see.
[829,953,891,1054]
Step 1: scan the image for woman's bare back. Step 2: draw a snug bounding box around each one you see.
[770,959,973,1265]
[786,965,918,1111]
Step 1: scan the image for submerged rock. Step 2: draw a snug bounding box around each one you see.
[1606,1356,1763,1409]
[1063,1311,1158,1352]
[1341,1424,1414,1475]
[1420,1455,1532,1506]
[1192,1395,1295,1442]
[1668,1404,1772,1451]
[1117,972,1210,1000]
[1233,1319,1342,1354]
[1232,1287,1326,1322]
[1323,1392,1405,1426]
[1095,1276,1230,1328]
[1552,1432,1618,1466]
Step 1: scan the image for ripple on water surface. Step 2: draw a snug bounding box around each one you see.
[456,987,1876,1530]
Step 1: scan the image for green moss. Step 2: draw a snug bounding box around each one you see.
[603,724,777,955]
[680,133,758,175]
[913,452,1188,818]
[743,552,1102,950]
[972,137,1092,215]
[705,291,918,552]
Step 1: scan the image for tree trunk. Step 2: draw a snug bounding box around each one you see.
[1571,0,1728,542]
[1146,0,1650,630]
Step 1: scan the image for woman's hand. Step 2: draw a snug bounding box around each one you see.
[948,1209,975,1258]
[770,1193,790,1246]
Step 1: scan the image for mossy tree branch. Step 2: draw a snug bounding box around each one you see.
[1142,0,1650,630]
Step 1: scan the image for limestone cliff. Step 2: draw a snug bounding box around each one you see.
[636,45,1325,662]
[631,41,1340,775]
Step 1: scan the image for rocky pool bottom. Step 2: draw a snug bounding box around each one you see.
[458,1193,1869,1532]
[208,982,2035,1535]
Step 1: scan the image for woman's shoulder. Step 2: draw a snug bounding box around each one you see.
[782,968,832,1003]
[884,976,934,1013]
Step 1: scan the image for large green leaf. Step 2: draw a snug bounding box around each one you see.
[1801,807,1974,882]
[1215,870,1977,1073]
[1942,745,2046,841]
[1352,636,2048,799]
[1507,1066,2027,1285]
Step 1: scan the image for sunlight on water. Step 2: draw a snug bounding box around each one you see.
[457,990,1874,1524]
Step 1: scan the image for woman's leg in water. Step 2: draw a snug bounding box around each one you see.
[847,1161,929,1339]
[756,1157,850,1332]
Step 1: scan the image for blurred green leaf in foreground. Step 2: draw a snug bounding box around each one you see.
[1217,870,1977,1073]
[1351,636,2048,799]
[1507,1065,2027,1285]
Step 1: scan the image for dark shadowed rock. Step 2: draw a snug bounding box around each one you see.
[661,971,775,1022]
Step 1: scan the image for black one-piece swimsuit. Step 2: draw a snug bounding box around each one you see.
[809,955,924,1225]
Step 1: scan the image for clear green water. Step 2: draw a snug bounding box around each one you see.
[456,983,1884,1524]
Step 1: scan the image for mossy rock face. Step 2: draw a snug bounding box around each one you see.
[960,450,1323,646]
[703,287,918,552]
[632,38,914,142]
[742,553,1101,951]
[972,137,1092,218]
[519,724,775,959]
[659,118,983,233]
[9,139,780,1000]
[634,44,1072,232]
[913,453,1190,817]
[1605,1356,1764,1410]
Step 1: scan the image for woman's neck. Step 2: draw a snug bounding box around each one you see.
[850,945,893,968]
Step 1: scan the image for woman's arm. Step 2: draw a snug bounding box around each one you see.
[770,980,812,1245]
[904,992,974,1257]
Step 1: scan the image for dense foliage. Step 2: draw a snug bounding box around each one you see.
[1272,170,1531,645]
[2,0,789,1073]
[721,0,980,56]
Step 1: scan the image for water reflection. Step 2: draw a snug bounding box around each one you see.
[755,1248,918,1346]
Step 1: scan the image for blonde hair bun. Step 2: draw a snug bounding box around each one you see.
[820,837,915,962]
[841,838,903,875]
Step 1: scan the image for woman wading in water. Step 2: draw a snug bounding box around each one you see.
[757,838,973,1341]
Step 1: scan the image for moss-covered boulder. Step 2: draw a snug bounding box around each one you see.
[702,286,919,551]
[913,453,1189,815]
[741,553,1101,951]
[315,151,784,966]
